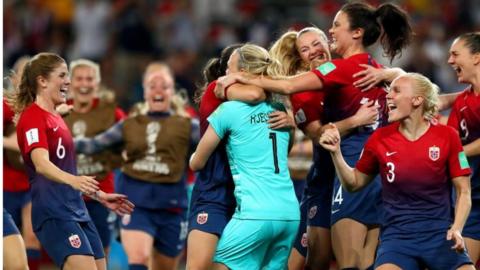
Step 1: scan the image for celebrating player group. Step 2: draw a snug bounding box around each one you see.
[3,1,480,270]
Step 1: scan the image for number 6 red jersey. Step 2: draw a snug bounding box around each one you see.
[16,103,89,231]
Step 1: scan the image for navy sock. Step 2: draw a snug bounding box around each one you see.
[129,264,148,270]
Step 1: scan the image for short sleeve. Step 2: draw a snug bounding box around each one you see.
[17,111,49,156]
[355,133,380,176]
[310,60,351,90]
[447,127,471,178]
[207,102,233,140]
[447,98,461,131]
[291,91,323,130]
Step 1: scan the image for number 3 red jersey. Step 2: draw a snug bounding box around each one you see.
[16,103,89,231]
[356,122,471,234]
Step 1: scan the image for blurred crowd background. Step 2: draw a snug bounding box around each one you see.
[4,0,480,111]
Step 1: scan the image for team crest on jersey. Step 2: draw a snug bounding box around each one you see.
[429,146,440,161]
[301,233,308,248]
[308,206,317,219]
[197,212,208,225]
[68,234,81,248]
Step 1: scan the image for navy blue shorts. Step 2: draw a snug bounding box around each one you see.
[188,182,235,236]
[3,208,20,236]
[3,190,31,228]
[35,219,104,268]
[85,200,114,249]
[120,207,187,257]
[375,230,473,269]
[330,150,382,226]
[292,196,308,257]
[188,207,232,237]
[305,192,331,229]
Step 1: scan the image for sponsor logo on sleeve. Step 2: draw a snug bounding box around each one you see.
[429,146,440,161]
[458,151,470,169]
[294,109,306,124]
[316,62,336,75]
[26,128,39,146]
[68,234,82,248]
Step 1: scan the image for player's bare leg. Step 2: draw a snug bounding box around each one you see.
[331,218,369,269]
[306,226,333,270]
[464,237,480,266]
[186,230,219,270]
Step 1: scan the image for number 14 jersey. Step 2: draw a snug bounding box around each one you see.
[356,122,471,234]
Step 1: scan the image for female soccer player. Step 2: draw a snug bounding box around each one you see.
[188,44,291,270]
[320,72,474,270]
[13,52,134,270]
[75,62,198,270]
[269,27,382,270]
[64,58,127,257]
[219,3,413,269]
[187,44,267,270]
[447,32,480,266]
[190,44,300,270]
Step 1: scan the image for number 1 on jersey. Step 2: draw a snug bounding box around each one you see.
[269,132,280,174]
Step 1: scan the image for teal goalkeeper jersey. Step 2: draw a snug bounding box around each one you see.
[208,101,300,221]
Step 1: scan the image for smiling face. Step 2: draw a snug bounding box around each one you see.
[296,31,330,65]
[143,69,174,112]
[329,11,354,55]
[448,38,478,84]
[70,65,98,104]
[386,76,424,123]
[41,62,70,106]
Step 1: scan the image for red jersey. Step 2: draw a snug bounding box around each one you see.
[311,53,388,127]
[356,122,471,233]
[199,81,223,135]
[447,87,480,145]
[17,103,89,229]
[3,99,29,191]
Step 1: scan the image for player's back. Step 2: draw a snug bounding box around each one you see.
[209,101,300,221]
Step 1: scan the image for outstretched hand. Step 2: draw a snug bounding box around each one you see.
[98,192,135,216]
[319,123,341,153]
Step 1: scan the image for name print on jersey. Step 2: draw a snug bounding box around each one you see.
[250,111,273,124]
